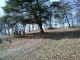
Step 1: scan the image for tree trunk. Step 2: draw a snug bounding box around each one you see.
[49,17,52,29]
[14,31,18,35]
[0,24,3,36]
[23,25,26,35]
[4,24,7,35]
[8,26,10,36]
[38,22,44,33]
[32,24,34,31]
[71,17,74,27]
[62,22,64,27]
[29,24,31,32]
[19,31,21,35]
[14,24,18,35]
[12,27,14,35]
[63,7,71,27]
[67,20,70,27]
[71,10,74,27]
[77,20,79,27]
[0,29,3,36]
[23,31,25,35]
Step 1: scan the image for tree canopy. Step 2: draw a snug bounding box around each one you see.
[3,0,53,33]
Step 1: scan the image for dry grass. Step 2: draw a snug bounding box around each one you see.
[28,39,80,60]
[0,28,80,60]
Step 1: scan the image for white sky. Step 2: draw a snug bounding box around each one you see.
[0,0,59,17]
[0,0,6,16]
[50,0,60,2]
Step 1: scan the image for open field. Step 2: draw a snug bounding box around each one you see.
[0,28,80,60]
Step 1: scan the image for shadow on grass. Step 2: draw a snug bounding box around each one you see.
[15,30,80,40]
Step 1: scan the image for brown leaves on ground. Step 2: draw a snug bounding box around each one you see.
[0,28,80,60]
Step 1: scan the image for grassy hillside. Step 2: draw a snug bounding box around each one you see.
[0,28,80,60]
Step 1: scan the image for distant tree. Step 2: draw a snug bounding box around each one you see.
[75,0,80,26]
[51,2,65,27]
[60,0,76,27]
[2,16,12,35]
[52,1,77,27]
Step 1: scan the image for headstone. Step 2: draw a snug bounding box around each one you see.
[7,39,12,43]
[9,40,12,43]
[7,39,9,41]
[0,39,3,44]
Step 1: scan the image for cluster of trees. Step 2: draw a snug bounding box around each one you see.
[0,0,80,35]
[2,0,52,34]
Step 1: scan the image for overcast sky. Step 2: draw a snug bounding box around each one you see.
[0,0,60,17]
[0,0,6,16]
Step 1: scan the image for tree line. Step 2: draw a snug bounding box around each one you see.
[0,0,80,35]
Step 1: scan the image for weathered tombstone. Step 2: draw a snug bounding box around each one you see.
[9,40,12,43]
[7,39,9,41]
[7,39,12,43]
[0,38,3,44]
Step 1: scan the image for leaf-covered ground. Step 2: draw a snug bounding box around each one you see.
[0,28,80,60]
